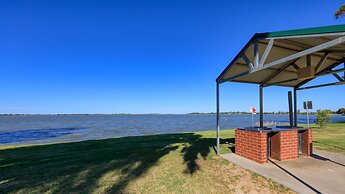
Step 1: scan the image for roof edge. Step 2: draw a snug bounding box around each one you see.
[257,24,345,38]
[216,34,259,82]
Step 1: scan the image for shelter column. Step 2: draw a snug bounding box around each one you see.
[216,82,220,155]
[294,88,298,126]
[259,86,263,127]
[288,91,293,127]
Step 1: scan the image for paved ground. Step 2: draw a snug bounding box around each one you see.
[221,150,345,194]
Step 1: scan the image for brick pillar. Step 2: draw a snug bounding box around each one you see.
[279,130,299,160]
[301,129,313,156]
[235,129,268,163]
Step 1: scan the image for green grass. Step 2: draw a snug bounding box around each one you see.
[310,122,345,154]
[1,122,344,193]
[0,130,292,194]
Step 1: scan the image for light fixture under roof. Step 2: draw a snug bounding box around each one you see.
[297,66,315,80]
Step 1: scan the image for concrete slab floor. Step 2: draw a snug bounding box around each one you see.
[221,150,345,194]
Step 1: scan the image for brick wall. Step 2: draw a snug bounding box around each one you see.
[235,128,312,163]
[235,129,267,163]
[279,130,299,160]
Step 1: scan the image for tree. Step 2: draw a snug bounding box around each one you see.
[335,4,345,19]
[336,108,345,114]
[316,109,331,128]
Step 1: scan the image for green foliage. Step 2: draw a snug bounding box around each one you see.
[316,109,331,128]
[336,108,345,115]
[335,4,345,19]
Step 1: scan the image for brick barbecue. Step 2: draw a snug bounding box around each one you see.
[235,127,312,163]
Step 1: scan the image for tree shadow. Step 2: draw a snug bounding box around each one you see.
[0,132,232,193]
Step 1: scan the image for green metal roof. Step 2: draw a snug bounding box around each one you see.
[216,24,345,85]
[258,24,345,38]
[217,24,345,82]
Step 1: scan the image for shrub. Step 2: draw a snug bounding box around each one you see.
[316,109,331,128]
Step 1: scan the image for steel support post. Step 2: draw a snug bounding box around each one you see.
[260,86,263,127]
[288,91,293,127]
[293,88,298,126]
[216,82,220,155]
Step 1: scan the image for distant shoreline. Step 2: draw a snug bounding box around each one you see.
[0,113,167,116]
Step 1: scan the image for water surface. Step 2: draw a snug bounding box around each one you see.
[0,114,344,145]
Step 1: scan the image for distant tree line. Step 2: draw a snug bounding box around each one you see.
[336,108,345,115]
[190,108,345,115]
[190,111,299,115]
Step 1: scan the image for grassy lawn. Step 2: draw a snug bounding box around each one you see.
[2,122,343,194]
[0,130,292,193]
[310,122,345,154]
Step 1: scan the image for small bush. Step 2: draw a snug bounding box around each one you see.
[316,109,331,128]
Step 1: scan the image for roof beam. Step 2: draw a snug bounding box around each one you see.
[265,67,345,87]
[276,39,310,49]
[252,36,345,73]
[254,41,259,68]
[315,53,329,71]
[297,81,345,90]
[277,39,345,56]
[219,61,300,84]
[260,59,299,86]
[324,49,345,53]
[307,55,311,66]
[217,34,257,82]
[218,71,250,84]
[324,68,345,76]
[296,61,343,88]
[259,39,274,66]
[236,62,297,73]
[242,54,254,70]
[264,78,297,87]
[333,73,344,81]
[258,41,339,62]
[291,63,300,70]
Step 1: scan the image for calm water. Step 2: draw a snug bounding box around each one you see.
[0,114,344,145]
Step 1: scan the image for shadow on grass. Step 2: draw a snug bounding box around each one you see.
[226,138,235,153]
[0,133,232,193]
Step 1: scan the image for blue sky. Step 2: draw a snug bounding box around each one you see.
[0,0,344,114]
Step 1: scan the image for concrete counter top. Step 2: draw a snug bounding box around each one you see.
[237,126,308,132]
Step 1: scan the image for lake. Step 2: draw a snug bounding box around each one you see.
[0,114,344,145]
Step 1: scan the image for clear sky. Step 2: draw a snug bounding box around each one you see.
[0,0,344,114]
